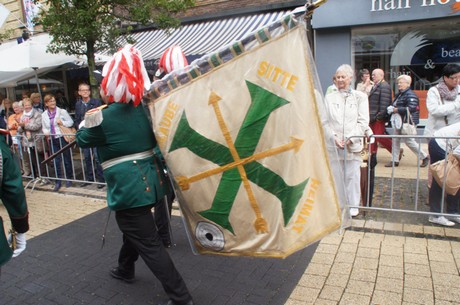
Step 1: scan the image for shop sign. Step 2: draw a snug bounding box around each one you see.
[371,0,460,13]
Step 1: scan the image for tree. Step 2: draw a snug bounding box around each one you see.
[37,0,194,97]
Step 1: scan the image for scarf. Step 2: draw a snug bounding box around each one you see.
[48,108,57,138]
[437,78,458,101]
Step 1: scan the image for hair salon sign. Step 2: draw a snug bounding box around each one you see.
[371,0,460,13]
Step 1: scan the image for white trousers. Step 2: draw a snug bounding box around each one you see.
[339,159,361,208]
[391,129,428,162]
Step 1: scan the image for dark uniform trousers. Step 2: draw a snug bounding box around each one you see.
[115,204,192,305]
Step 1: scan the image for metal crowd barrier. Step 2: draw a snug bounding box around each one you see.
[343,133,460,219]
[9,133,105,191]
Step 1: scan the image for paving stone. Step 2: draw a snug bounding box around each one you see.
[289,286,320,303]
[345,279,374,296]
[380,244,403,256]
[444,227,460,238]
[305,263,331,277]
[364,220,384,231]
[404,253,429,265]
[371,290,403,305]
[320,233,343,245]
[429,261,459,275]
[356,246,379,259]
[375,277,403,294]
[342,231,364,243]
[379,254,404,268]
[427,251,455,263]
[378,265,404,280]
[334,251,356,264]
[298,274,326,289]
[350,268,377,283]
[325,273,349,288]
[330,262,353,275]
[404,274,433,291]
[311,253,336,265]
[351,219,365,228]
[318,285,344,302]
[431,272,460,289]
[405,263,432,277]
[338,292,371,305]
[403,224,424,234]
[433,287,460,303]
[284,299,309,305]
[427,239,452,251]
[311,298,338,305]
[353,257,379,270]
[383,222,404,232]
[338,242,358,253]
[403,287,434,305]
[316,243,340,255]
[423,226,445,236]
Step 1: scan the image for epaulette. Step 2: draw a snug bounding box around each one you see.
[84,104,108,128]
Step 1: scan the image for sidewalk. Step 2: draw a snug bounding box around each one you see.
[1,143,459,304]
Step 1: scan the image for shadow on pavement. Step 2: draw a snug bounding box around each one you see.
[1,208,317,305]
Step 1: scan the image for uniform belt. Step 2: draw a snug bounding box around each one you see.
[101,149,154,170]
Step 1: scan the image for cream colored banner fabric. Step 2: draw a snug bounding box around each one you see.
[149,19,341,258]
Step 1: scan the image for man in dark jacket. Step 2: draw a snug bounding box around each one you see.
[74,83,105,187]
[385,75,429,167]
[368,69,395,156]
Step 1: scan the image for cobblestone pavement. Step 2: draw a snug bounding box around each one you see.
[0,143,459,305]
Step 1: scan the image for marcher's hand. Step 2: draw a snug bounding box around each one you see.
[56,119,62,125]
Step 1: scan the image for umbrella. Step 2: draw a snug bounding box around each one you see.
[0,39,78,94]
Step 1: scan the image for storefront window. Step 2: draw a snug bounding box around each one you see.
[352,17,460,92]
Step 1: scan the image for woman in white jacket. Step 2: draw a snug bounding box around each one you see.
[325,64,370,217]
[42,94,74,191]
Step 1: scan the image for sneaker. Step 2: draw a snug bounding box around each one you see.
[428,216,455,227]
[384,162,399,167]
[449,216,460,224]
[65,181,72,188]
[350,208,359,217]
[110,267,135,283]
[420,156,429,168]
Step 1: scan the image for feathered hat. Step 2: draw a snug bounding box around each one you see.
[155,45,188,78]
[101,45,150,107]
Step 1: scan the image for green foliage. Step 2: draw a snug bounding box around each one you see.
[36,0,194,94]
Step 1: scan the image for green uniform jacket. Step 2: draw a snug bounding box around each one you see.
[75,103,170,211]
[0,135,28,266]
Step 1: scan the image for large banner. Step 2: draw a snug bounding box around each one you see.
[148,15,341,258]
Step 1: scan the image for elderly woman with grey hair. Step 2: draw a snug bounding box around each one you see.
[386,74,429,167]
[325,64,370,217]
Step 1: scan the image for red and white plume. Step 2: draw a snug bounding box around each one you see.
[158,45,188,74]
[101,45,150,106]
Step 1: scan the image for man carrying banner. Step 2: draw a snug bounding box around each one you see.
[0,129,29,272]
[75,45,193,305]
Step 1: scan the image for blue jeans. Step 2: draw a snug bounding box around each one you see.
[50,137,73,180]
[82,147,104,182]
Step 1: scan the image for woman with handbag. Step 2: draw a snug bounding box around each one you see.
[385,75,429,167]
[325,64,370,217]
[17,98,45,179]
[41,94,74,191]
[427,122,460,226]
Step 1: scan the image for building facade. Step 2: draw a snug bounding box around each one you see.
[312,0,460,94]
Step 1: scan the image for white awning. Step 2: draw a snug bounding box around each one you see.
[122,10,290,61]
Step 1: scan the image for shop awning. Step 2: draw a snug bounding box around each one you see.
[122,10,290,61]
